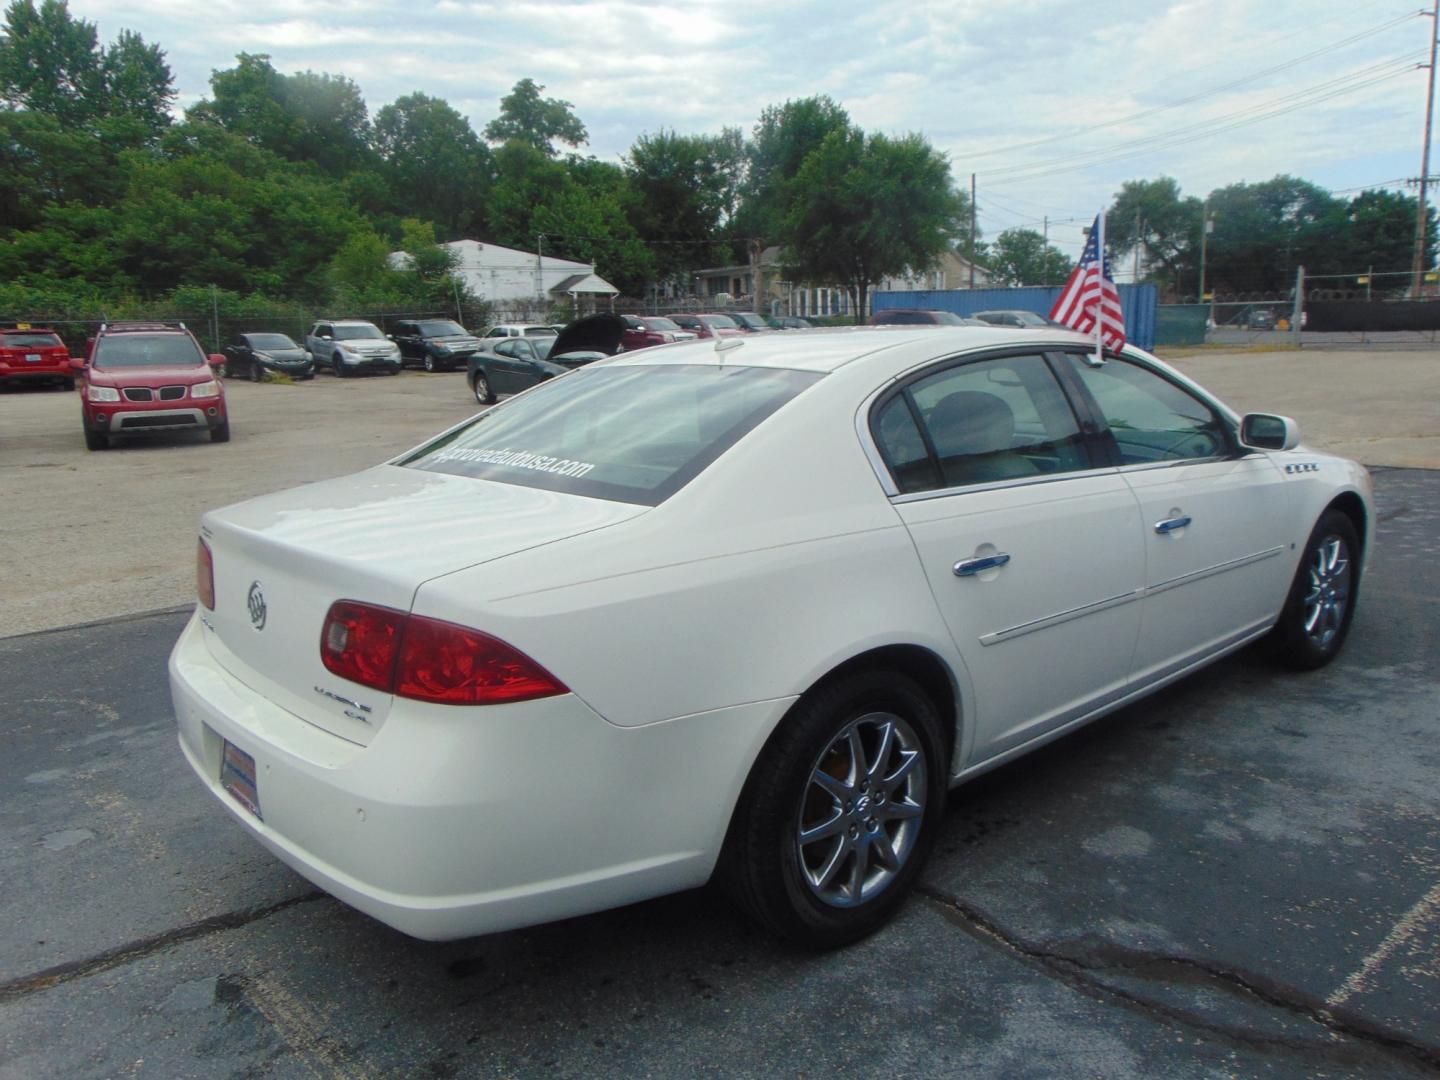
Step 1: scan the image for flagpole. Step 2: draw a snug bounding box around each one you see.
[1095,211,1106,365]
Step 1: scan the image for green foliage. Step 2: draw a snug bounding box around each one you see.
[483,77,586,156]
[625,129,742,279]
[734,96,850,246]
[189,54,374,176]
[782,125,963,322]
[1107,176,1203,290]
[986,228,1072,287]
[372,92,491,237]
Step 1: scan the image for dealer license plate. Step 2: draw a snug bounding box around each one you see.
[220,740,262,819]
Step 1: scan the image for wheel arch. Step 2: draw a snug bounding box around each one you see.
[1326,490,1368,559]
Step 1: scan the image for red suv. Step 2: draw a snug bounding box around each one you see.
[78,322,229,450]
[619,315,698,350]
[0,323,75,390]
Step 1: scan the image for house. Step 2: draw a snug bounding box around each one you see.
[388,240,619,311]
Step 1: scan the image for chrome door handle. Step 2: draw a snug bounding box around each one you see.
[954,553,1011,577]
[1154,515,1192,534]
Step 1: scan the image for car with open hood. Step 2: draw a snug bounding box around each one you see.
[79,321,228,449]
[173,325,1371,948]
[467,313,624,405]
[390,319,482,372]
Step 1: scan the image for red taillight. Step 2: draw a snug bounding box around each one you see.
[319,601,566,706]
[396,616,567,705]
[197,539,215,611]
[320,601,406,692]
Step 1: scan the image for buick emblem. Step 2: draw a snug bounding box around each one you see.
[247,581,268,630]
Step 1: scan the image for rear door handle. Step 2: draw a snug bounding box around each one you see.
[954,553,1011,577]
[1154,515,1192,534]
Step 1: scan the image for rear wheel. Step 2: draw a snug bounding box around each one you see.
[721,669,947,948]
[1270,509,1360,670]
[473,372,495,404]
[84,428,108,450]
[215,362,228,378]
[62,377,75,391]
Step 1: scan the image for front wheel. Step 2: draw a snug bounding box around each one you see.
[249,361,263,383]
[62,377,75,391]
[84,428,108,451]
[1270,509,1360,670]
[720,669,947,948]
[210,419,230,443]
[424,355,436,373]
[473,372,495,404]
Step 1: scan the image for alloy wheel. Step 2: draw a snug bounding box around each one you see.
[1302,534,1351,650]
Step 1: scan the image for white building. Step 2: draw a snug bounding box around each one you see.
[389,239,619,309]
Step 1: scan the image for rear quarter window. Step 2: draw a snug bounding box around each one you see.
[401,364,823,505]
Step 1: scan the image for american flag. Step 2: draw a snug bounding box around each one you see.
[1049,214,1126,351]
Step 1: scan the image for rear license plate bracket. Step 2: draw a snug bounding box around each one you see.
[220,740,262,819]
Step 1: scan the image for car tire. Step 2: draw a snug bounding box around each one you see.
[335,361,349,378]
[210,419,231,443]
[62,377,75,391]
[424,355,436,373]
[1270,509,1360,670]
[84,428,108,451]
[720,669,947,948]
[250,362,263,383]
[473,373,495,405]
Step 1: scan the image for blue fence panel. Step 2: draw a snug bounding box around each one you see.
[872,285,1158,351]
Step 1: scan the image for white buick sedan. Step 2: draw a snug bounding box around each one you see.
[170,327,1371,947]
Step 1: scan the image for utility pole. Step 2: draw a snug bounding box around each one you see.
[535,234,545,304]
[1042,215,1049,286]
[1199,199,1212,315]
[1412,0,1439,296]
[1133,208,1143,282]
[969,173,977,288]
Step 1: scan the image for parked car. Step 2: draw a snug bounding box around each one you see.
[221,332,313,382]
[482,324,560,340]
[766,315,814,330]
[0,323,74,390]
[78,321,228,450]
[390,319,482,372]
[468,313,624,405]
[872,309,987,327]
[172,324,1371,947]
[305,320,402,376]
[972,310,1063,329]
[671,313,744,339]
[727,312,773,333]
[1247,309,1277,330]
[619,315,697,351]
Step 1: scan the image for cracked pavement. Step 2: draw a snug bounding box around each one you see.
[1,468,1437,1078]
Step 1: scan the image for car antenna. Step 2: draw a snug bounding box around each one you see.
[714,336,743,367]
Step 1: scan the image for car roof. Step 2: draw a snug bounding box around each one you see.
[601,325,1100,374]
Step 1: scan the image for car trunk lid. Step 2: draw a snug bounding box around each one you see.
[199,465,645,744]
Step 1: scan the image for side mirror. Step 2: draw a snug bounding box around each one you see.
[1239,413,1300,452]
[69,357,86,372]
[387,334,395,340]
[208,354,226,369]
[320,333,332,341]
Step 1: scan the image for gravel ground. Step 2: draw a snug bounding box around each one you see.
[0,344,1435,638]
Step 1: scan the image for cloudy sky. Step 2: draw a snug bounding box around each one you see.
[73,0,1428,255]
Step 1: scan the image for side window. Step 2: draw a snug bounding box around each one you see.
[1063,355,1230,465]
[873,354,1089,492]
[485,327,505,338]
[493,340,516,358]
[514,340,535,361]
[395,323,413,337]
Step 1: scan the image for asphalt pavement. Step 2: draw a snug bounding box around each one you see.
[1,469,1437,1079]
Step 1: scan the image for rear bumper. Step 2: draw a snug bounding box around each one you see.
[168,614,788,940]
[0,363,70,382]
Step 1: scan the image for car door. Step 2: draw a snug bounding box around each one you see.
[309,324,334,367]
[1057,351,1292,682]
[874,351,1146,760]
[224,334,249,374]
[392,322,418,364]
[487,340,522,393]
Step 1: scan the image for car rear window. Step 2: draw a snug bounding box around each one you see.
[2,332,63,348]
[401,364,823,505]
[93,334,204,368]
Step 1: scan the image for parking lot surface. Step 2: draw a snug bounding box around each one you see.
[0,468,1436,1078]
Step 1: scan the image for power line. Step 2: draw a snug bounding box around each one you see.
[985,54,1422,184]
[963,10,1422,165]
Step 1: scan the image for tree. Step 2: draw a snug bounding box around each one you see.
[190,54,373,176]
[1205,176,1344,295]
[0,0,173,138]
[483,77,586,156]
[1107,176,1202,294]
[1340,189,1434,277]
[734,95,850,245]
[986,228,1072,287]
[373,92,491,237]
[782,125,963,321]
[625,129,742,279]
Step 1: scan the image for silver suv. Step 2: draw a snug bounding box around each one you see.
[305,320,402,377]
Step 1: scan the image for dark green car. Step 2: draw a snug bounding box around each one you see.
[467,314,625,405]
